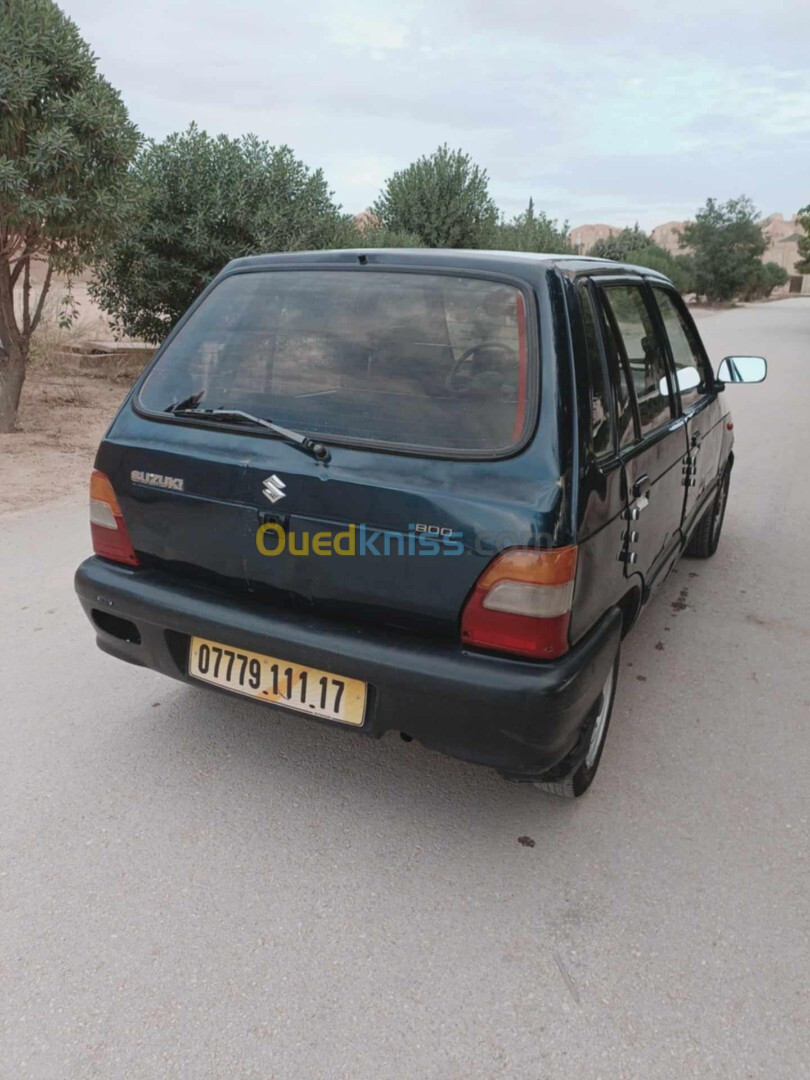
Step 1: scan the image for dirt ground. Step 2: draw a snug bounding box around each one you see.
[0,359,137,515]
[1,279,150,515]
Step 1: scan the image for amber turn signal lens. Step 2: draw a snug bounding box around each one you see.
[475,546,578,589]
[90,469,123,511]
[460,546,578,660]
[89,469,139,566]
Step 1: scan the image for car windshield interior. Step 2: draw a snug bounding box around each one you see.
[139,269,532,454]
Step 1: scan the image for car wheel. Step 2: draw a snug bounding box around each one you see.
[534,646,620,798]
[685,465,730,559]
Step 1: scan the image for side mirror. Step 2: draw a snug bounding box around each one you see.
[659,365,701,397]
[716,356,767,383]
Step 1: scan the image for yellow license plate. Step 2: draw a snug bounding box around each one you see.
[188,636,367,726]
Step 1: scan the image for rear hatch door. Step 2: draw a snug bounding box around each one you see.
[106,259,559,635]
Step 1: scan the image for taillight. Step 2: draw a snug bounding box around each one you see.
[461,546,578,660]
[89,469,139,566]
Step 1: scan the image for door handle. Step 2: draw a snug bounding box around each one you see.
[632,474,649,499]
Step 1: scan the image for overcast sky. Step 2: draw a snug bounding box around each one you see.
[62,0,809,229]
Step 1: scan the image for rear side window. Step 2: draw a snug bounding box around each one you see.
[578,283,614,458]
[595,297,636,448]
[651,287,710,409]
[138,270,533,456]
[599,284,671,436]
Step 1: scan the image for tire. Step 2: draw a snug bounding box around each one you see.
[534,646,620,798]
[685,465,730,559]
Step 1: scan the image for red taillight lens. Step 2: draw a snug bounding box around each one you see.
[89,470,139,566]
[461,546,578,660]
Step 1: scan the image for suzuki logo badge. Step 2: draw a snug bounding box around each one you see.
[262,474,287,504]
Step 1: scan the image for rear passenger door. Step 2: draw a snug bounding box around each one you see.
[567,279,627,642]
[595,279,689,590]
[648,285,724,535]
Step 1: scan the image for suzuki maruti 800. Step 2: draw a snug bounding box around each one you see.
[75,250,766,795]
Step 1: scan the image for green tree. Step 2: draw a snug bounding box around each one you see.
[796,205,810,273]
[589,226,692,292]
[372,145,498,249]
[0,0,139,431]
[495,198,572,253]
[679,196,766,303]
[91,125,352,343]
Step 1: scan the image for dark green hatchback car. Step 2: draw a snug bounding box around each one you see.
[75,249,767,795]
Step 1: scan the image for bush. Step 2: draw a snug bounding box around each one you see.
[589,227,692,291]
[796,205,810,274]
[589,225,650,262]
[740,261,789,301]
[91,125,352,343]
[494,199,572,253]
[352,222,423,248]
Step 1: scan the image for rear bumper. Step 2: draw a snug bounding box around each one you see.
[74,557,621,779]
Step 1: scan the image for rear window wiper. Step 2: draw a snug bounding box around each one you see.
[167,406,330,462]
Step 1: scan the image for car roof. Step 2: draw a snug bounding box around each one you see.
[224,248,674,285]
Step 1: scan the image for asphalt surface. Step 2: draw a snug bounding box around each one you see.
[1,300,808,1079]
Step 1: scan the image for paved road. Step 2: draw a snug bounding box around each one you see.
[1,301,808,1079]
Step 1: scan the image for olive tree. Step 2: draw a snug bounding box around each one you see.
[372,145,498,249]
[679,197,766,303]
[91,125,354,343]
[0,0,139,431]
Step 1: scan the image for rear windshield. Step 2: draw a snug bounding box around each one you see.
[138,269,533,456]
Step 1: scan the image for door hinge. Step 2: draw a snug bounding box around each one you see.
[682,453,698,487]
[622,495,648,520]
[618,520,640,564]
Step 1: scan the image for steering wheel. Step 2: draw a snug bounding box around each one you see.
[445,342,517,395]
